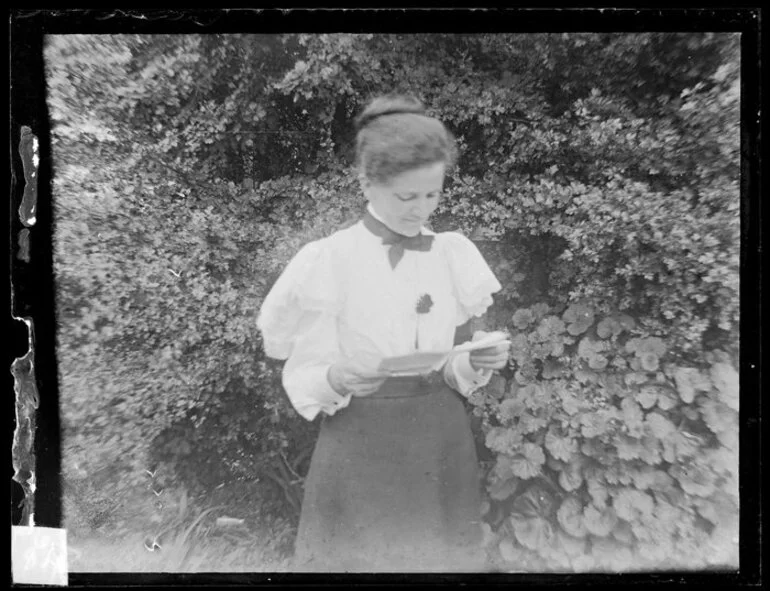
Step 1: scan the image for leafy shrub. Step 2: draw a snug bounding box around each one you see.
[47,32,739,568]
[470,304,738,571]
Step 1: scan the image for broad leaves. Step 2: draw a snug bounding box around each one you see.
[545,427,578,462]
[630,467,674,491]
[699,395,738,449]
[489,476,521,501]
[487,374,508,401]
[510,443,547,479]
[483,257,736,566]
[703,446,739,482]
[563,304,595,336]
[579,410,614,438]
[661,428,706,463]
[625,337,667,358]
[645,412,676,439]
[511,483,557,519]
[577,334,612,371]
[669,462,717,497]
[488,455,521,501]
[620,397,645,437]
[519,412,549,434]
[497,398,526,424]
[586,477,610,508]
[672,366,711,404]
[583,504,618,537]
[512,308,536,330]
[596,314,634,339]
[612,487,655,522]
[510,514,556,552]
[558,460,584,492]
[509,483,559,551]
[615,435,646,461]
[557,496,587,538]
[485,427,524,456]
[710,361,738,411]
[634,385,661,409]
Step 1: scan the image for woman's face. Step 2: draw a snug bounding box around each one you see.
[362,161,445,237]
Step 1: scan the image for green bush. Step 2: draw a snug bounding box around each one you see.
[48,32,739,568]
[471,305,738,571]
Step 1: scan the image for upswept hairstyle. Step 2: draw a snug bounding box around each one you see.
[354,94,458,185]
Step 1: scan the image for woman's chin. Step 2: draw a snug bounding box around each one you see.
[398,222,423,236]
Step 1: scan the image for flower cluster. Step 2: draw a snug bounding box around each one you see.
[415,293,434,314]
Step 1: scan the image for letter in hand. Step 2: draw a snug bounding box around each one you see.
[328,352,389,398]
[468,330,511,372]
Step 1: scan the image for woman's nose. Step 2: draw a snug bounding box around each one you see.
[412,196,433,217]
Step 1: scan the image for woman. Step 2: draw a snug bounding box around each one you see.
[257,95,511,572]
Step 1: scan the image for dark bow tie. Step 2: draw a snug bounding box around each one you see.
[362,212,434,269]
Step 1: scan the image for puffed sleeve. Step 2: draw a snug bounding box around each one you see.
[441,232,502,397]
[442,232,502,326]
[257,240,342,360]
[257,240,351,421]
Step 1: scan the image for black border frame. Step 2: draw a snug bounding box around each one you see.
[8,7,763,588]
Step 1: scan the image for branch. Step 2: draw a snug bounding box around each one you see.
[291,445,313,474]
[144,153,212,192]
[261,467,300,517]
[279,450,303,484]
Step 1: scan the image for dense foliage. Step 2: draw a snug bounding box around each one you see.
[473,305,738,571]
[47,32,739,570]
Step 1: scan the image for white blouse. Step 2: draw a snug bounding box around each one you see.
[257,206,503,421]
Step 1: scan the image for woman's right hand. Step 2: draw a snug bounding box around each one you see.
[327,355,388,398]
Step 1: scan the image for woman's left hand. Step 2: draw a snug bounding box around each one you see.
[468,330,511,372]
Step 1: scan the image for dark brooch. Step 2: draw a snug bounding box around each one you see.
[416,293,434,314]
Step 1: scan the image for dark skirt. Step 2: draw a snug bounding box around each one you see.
[292,376,486,573]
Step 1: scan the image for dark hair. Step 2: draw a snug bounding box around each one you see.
[354,94,458,185]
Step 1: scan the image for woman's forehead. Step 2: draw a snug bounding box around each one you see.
[385,162,446,191]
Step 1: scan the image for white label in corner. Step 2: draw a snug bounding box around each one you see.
[11,526,68,586]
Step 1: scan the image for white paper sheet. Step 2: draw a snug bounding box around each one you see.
[377,331,510,376]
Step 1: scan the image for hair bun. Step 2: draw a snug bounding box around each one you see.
[354,94,426,133]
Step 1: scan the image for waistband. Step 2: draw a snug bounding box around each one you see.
[364,375,447,399]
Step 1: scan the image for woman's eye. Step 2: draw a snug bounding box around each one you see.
[395,193,419,202]
[395,192,441,202]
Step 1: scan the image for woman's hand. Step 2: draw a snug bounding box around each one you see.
[327,354,388,398]
[469,330,511,372]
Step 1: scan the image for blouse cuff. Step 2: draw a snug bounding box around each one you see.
[286,365,352,422]
[444,351,493,396]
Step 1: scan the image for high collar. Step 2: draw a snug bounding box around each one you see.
[366,203,434,237]
[361,208,434,269]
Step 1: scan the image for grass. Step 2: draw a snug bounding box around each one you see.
[67,532,291,573]
[63,477,294,573]
[61,474,739,574]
